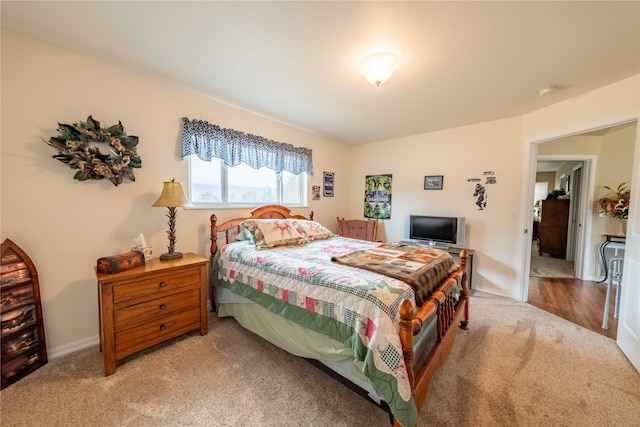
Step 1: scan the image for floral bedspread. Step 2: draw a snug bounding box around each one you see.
[213,236,421,427]
[331,242,458,306]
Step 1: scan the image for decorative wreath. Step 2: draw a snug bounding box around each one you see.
[45,115,142,186]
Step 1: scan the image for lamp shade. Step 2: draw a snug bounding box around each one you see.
[151,179,192,208]
[356,50,401,86]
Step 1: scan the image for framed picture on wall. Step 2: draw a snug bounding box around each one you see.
[311,185,320,200]
[560,174,570,192]
[424,175,443,190]
[323,172,334,197]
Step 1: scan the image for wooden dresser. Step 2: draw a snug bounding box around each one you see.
[537,199,570,258]
[96,253,208,376]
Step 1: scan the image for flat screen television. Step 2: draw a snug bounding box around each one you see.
[408,215,466,247]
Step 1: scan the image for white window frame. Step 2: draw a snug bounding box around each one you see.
[187,156,308,209]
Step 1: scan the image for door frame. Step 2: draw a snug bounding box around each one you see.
[518,118,637,302]
[568,164,584,268]
[530,155,595,282]
[617,120,640,373]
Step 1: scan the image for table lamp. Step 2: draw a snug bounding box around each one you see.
[152,178,192,260]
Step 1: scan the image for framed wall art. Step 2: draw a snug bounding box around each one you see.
[424,175,443,190]
[323,172,334,197]
[311,186,321,200]
[364,174,392,219]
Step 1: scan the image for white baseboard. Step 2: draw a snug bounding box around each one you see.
[48,335,99,360]
[471,286,514,300]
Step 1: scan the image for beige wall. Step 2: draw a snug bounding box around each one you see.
[349,117,526,297]
[535,171,556,196]
[595,125,636,253]
[1,30,350,355]
[2,29,639,355]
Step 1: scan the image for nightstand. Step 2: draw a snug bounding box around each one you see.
[96,253,208,376]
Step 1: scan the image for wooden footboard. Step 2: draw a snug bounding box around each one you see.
[396,251,469,425]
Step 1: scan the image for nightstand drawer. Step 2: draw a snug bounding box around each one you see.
[115,306,200,359]
[113,270,201,304]
[113,288,200,330]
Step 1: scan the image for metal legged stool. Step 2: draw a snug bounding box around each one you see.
[602,257,624,329]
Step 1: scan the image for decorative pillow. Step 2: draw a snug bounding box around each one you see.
[242,219,308,249]
[293,220,334,241]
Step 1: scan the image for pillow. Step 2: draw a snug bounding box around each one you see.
[293,219,334,241]
[235,228,255,242]
[242,219,308,249]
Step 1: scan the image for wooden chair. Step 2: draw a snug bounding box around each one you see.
[336,217,378,242]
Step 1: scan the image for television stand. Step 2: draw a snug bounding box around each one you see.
[445,246,474,290]
[401,240,474,289]
[403,239,448,249]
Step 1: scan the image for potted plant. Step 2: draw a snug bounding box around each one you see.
[598,182,630,234]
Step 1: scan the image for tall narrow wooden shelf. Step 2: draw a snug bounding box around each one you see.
[1,239,48,389]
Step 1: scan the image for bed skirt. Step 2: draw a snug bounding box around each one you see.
[215,287,438,407]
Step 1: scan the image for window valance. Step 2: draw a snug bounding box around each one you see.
[180,117,313,175]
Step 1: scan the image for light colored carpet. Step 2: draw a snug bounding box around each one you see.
[530,240,575,278]
[1,292,638,426]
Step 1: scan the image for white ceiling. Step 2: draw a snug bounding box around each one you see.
[2,1,639,145]
[536,161,567,173]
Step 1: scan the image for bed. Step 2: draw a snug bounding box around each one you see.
[209,205,469,427]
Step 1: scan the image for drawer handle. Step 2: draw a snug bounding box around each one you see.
[159,304,166,310]
[159,281,166,288]
[159,324,167,331]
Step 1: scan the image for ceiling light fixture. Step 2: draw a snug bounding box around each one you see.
[356,50,401,87]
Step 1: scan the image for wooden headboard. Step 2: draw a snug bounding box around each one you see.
[210,204,314,261]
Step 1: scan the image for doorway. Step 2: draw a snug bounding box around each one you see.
[530,158,589,280]
[524,122,637,339]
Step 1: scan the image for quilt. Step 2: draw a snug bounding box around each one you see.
[214,237,421,426]
[213,237,460,427]
[331,242,458,305]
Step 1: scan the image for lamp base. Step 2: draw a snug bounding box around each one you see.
[159,251,183,261]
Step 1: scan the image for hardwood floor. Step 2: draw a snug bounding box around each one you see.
[528,276,618,340]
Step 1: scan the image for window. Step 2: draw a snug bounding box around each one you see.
[181,117,312,208]
[534,182,548,205]
[188,156,307,207]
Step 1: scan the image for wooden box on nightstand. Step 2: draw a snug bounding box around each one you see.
[96,253,208,376]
